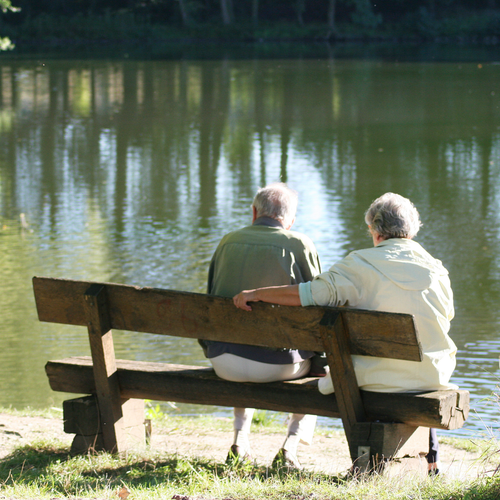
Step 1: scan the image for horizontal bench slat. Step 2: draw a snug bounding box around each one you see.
[34,277,422,361]
[45,357,469,430]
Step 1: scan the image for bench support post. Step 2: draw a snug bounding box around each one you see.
[319,311,431,470]
[63,395,146,455]
[84,284,126,453]
[319,311,367,463]
[351,422,429,471]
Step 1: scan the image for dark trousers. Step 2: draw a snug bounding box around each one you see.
[426,428,439,463]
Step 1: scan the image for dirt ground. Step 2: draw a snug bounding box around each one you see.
[0,412,495,480]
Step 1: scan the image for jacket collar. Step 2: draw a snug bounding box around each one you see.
[252,216,284,229]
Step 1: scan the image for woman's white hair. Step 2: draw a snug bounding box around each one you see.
[364,192,422,240]
[253,183,298,228]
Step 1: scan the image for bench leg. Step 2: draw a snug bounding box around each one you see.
[349,422,429,473]
[63,395,146,455]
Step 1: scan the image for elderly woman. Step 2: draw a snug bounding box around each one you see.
[233,192,457,473]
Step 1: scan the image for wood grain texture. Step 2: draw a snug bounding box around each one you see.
[45,357,470,430]
[33,277,422,361]
[84,285,125,452]
[350,422,428,464]
[320,312,366,454]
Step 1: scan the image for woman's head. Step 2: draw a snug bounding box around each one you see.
[364,192,422,241]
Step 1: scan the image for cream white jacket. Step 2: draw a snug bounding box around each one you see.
[298,238,457,394]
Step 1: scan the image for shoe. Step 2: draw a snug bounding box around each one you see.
[272,448,301,470]
[428,461,440,477]
[226,444,252,465]
[308,353,328,377]
[428,466,440,477]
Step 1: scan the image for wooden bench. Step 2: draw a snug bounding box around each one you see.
[33,276,470,470]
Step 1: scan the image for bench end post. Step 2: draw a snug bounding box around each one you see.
[84,284,126,453]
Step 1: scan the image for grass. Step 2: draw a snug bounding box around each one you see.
[440,436,483,453]
[0,408,499,499]
[0,405,64,419]
[1,441,499,499]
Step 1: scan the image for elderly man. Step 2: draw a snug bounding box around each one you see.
[233,192,458,474]
[201,183,321,468]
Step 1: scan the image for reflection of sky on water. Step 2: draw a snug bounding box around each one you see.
[452,339,500,439]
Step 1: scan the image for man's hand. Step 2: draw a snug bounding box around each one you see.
[233,290,257,311]
[233,285,301,310]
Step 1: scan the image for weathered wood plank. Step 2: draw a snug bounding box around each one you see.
[45,357,469,430]
[350,422,428,469]
[362,388,470,430]
[63,396,146,454]
[84,284,126,453]
[33,277,422,361]
[320,311,366,458]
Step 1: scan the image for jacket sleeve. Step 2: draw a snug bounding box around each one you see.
[294,237,322,283]
[309,253,364,307]
[207,252,217,294]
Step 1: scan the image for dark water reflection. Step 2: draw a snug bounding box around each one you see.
[0,55,499,437]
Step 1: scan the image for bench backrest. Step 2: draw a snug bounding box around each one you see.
[33,277,422,362]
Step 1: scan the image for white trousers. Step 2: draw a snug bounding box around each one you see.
[210,353,316,444]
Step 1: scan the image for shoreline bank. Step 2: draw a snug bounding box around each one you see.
[0,411,493,479]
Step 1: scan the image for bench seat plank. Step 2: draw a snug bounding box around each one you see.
[45,356,469,431]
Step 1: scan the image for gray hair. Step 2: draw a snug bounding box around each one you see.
[253,183,298,227]
[364,192,422,240]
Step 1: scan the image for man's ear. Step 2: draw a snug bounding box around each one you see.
[252,206,258,223]
[284,217,295,230]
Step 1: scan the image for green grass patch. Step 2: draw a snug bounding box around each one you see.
[440,436,483,453]
[1,441,499,500]
[0,407,498,499]
[0,405,64,419]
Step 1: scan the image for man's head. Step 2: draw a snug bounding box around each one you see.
[364,192,422,242]
[252,183,298,230]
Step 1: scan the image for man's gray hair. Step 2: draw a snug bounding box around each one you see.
[364,192,422,240]
[253,183,298,227]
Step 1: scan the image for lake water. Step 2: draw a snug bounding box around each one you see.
[0,47,499,439]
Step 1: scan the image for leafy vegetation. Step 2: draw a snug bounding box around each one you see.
[0,0,18,13]
[0,0,18,50]
[251,409,280,426]
[0,0,499,46]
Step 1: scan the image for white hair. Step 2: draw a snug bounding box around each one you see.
[364,192,422,240]
[252,183,298,228]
